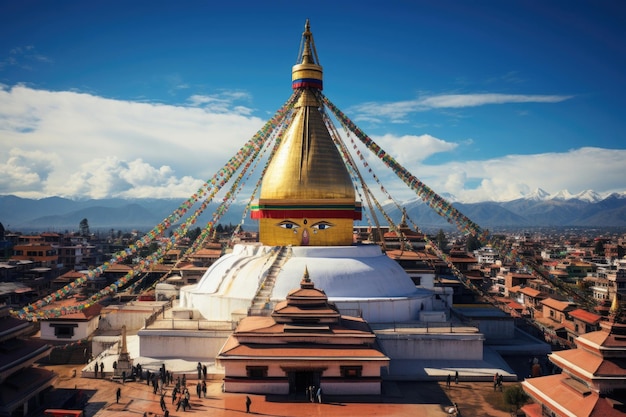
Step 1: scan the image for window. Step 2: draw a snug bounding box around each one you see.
[340,366,362,378]
[51,324,77,339]
[246,366,268,378]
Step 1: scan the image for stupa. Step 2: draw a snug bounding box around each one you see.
[178,20,439,324]
[139,22,512,382]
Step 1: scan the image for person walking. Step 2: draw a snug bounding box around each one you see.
[201,380,207,398]
[196,381,202,399]
[245,395,251,413]
[100,362,104,378]
[116,387,121,404]
[197,362,202,379]
[316,386,322,403]
[454,370,459,384]
[171,386,178,405]
[446,374,451,388]
[160,393,166,411]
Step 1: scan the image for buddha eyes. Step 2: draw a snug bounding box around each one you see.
[278,221,300,230]
[312,221,332,230]
[276,220,333,231]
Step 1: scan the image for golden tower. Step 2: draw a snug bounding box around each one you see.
[251,20,361,246]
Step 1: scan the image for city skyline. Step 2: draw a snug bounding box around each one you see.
[1,0,625,203]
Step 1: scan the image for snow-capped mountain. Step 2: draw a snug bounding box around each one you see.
[526,188,550,201]
[2,190,626,232]
[548,189,603,202]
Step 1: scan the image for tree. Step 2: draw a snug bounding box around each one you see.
[186,227,202,242]
[503,384,528,412]
[466,234,481,252]
[435,229,448,252]
[79,218,90,236]
[594,239,605,257]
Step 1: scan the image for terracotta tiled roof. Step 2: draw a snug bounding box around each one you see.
[578,330,610,348]
[522,374,598,417]
[519,287,543,298]
[520,403,542,417]
[220,342,388,359]
[550,348,603,376]
[541,297,576,312]
[42,300,103,320]
[569,309,602,325]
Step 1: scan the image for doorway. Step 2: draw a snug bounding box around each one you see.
[291,371,319,396]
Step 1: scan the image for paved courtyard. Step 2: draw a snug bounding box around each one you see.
[41,364,514,417]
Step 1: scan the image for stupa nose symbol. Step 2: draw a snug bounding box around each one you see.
[301,228,310,246]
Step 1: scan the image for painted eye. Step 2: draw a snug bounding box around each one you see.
[312,221,333,230]
[278,221,300,230]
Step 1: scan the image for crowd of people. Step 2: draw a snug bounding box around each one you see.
[109,362,211,415]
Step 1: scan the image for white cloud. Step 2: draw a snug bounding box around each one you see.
[350,93,573,122]
[0,85,263,199]
[371,134,458,166]
[0,86,622,205]
[390,147,626,203]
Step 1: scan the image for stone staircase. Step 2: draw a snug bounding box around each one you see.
[248,246,291,316]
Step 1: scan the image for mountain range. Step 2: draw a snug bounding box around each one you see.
[1,190,626,233]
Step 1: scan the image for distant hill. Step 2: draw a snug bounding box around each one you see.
[2,192,626,233]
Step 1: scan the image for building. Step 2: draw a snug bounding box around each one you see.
[138,20,514,384]
[565,308,602,343]
[0,305,55,417]
[521,295,626,416]
[39,300,102,343]
[218,270,389,395]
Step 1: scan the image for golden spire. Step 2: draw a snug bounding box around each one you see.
[292,19,323,91]
[610,292,620,316]
[251,21,360,246]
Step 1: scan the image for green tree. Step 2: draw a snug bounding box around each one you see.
[186,227,201,242]
[466,234,481,252]
[503,384,528,412]
[594,239,605,256]
[79,218,90,236]
[435,229,448,252]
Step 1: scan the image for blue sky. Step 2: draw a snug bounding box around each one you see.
[1,0,625,203]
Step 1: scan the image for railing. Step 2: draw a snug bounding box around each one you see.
[147,319,237,331]
[369,321,480,334]
[144,298,173,328]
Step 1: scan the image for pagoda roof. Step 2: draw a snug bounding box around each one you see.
[578,327,626,350]
[219,339,388,360]
[522,373,626,417]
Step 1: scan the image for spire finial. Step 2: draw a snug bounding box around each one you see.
[610,292,620,316]
[300,266,314,288]
[292,20,323,90]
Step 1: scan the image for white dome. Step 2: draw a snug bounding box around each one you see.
[180,243,434,322]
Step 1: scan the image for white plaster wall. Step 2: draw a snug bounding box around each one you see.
[138,330,231,360]
[225,361,385,379]
[377,334,483,360]
[322,381,381,395]
[99,311,154,331]
[225,380,288,394]
[40,319,97,341]
[333,297,427,323]
[477,320,515,339]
